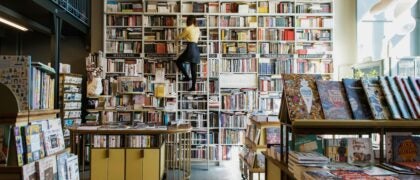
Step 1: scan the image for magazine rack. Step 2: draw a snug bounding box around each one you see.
[262,91,420,180]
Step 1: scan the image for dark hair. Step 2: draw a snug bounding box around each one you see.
[186,16,196,26]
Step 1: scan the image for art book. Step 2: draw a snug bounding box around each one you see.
[316,80,352,119]
[386,76,411,119]
[56,152,69,180]
[379,77,401,119]
[265,127,280,144]
[36,155,57,180]
[66,155,80,180]
[395,76,418,119]
[25,124,45,163]
[392,136,420,162]
[22,162,36,180]
[282,74,324,120]
[361,78,391,120]
[43,128,65,156]
[342,79,373,119]
[347,138,374,166]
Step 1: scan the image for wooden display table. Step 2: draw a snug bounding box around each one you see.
[69,126,192,180]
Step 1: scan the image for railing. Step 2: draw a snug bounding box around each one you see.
[51,0,89,25]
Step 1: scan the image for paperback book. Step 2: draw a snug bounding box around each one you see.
[378,77,401,119]
[361,78,391,120]
[347,138,374,166]
[36,155,57,180]
[25,124,45,163]
[395,76,418,119]
[386,76,411,119]
[282,74,324,120]
[342,79,373,119]
[265,127,280,144]
[66,155,80,180]
[294,135,323,154]
[316,80,352,119]
[392,136,420,162]
[43,128,65,156]
[57,152,69,180]
[22,162,36,180]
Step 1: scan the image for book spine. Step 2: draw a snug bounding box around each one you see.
[379,77,401,119]
[387,76,411,119]
[408,76,420,103]
[402,78,420,119]
[395,77,417,119]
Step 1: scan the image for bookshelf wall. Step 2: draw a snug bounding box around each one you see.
[102,0,334,165]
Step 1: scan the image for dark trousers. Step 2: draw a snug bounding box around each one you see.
[176,60,197,89]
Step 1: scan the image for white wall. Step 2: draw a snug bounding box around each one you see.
[334,0,357,80]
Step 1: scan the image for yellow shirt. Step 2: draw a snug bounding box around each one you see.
[177,25,200,43]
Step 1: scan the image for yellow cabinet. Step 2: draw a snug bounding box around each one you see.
[91,149,107,180]
[126,148,163,180]
[125,149,143,180]
[108,149,125,180]
[91,149,126,180]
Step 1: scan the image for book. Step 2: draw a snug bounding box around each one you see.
[393,161,420,173]
[22,162,36,180]
[0,125,11,165]
[402,77,420,118]
[25,125,45,163]
[408,76,420,102]
[316,80,352,119]
[361,78,391,120]
[303,170,340,180]
[324,139,347,162]
[265,127,280,144]
[379,76,401,119]
[282,74,324,120]
[362,166,398,176]
[395,76,418,119]
[386,132,412,163]
[36,155,57,180]
[43,128,65,156]
[347,138,374,166]
[14,126,25,166]
[289,151,329,163]
[392,136,420,162]
[56,152,69,180]
[342,79,373,119]
[66,155,79,180]
[294,135,323,154]
[386,76,411,119]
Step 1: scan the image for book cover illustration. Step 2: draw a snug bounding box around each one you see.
[395,76,418,119]
[379,77,401,119]
[347,138,374,166]
[293,135,323,154]
[66,155,80,180]
[386,132,412,163]
[316,80,352,119]
[37,155,57,180]
[14,126,25,166]
[386,76,411,119]
[25,125,45,163]
[402,77,420,118]
[57,152,69,180]
[265,127,280,144]
[22,162,36,180]
[282,74,323,120]
[43,128,65,156]
[392,136,420,162]
[324,139,347,163]
[342,79,373,119]
[361,78,391,120]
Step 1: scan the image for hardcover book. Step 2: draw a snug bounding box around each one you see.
[379,76,401,119]
[386,76,411,119]
[395,76,418,119]
[22,162,36,180]
[347,138,374,166]
[392,136,420,162]
[66,155,79,180]
[36,155,57,180]
[265,127,280,144]
[402,77,420,118]
[282,74,324,120]
[408,76,420,102]
[25,125,45,163]
[14,126,25,166]
[316,80,352,119]
[342,79,373,119]
[43,128,65,156]
[56,152,69,180]
[361,78,391,120]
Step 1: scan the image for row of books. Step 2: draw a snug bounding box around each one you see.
[182,2,218,13]
[220,129,244,144]
[30,65,55,110]
[179,95,207,110]
[296,59,333,74]
[22,152,79,180]
[63,92,81,101]
[219,112,248,128]
[259,77,284,92]
[258,16,294,27]
[106,41,141,54]
[107,28,142,40]
[296,17,333,28]
[220,58,257,73]
[181,112,207,128]
[192,132,207,145]
[284,74,420,120]
[221,42,257,54]
[257,29,295,41]
[106,59,143,76]
[63,102,81,110]
[296,29,332,41]
[219,16,257,27]
[221,29,256,41]
[63,111,81,119]
[259,42,294,54]
[241,149,265,169]
[93,135,157,148]
[209,80,219,94]
[107,15,142,27]
[295,3,332,14]
[144,43,175,54]
[191,146,218,160]
[143,16,176,27]
[106,1,142,12]
[258,97,281,114]
[144,60,177,75]
[144,29,175,41]
[220,3,257,14]
[61,75,82,84]
[246,125,280,145]
[221,89,256,111]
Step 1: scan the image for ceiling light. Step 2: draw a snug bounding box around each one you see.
[0,17,28,31]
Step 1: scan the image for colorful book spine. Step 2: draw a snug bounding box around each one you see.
[402,78,420,118]
[386,76,411,119]
[378,77,401,119]
[395,77,418,119]
[408,76,420,103]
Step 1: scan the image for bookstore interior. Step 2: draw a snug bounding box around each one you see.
[0,0,420,180]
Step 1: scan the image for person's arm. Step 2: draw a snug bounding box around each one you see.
[176,27,188,40]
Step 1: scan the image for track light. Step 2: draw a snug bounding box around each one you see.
[0,16,28,31]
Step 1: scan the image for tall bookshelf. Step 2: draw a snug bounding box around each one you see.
[103,0,334,165]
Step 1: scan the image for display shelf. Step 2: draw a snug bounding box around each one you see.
[245,137,266,151]
[239,154,265,173]
[262,151,295,180]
